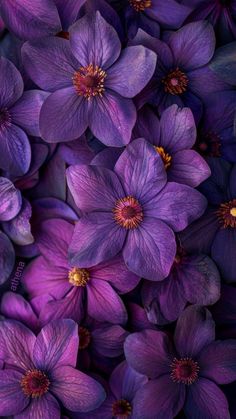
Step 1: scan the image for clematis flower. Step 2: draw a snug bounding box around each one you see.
[22,11,156,147]
[67,138,207,280]
[180,158,236,282]
[23,218,139,324]
[142,246,221,325]
[181,0,236,45]
[72,361,148,419]
[124,305,236,419]
[133,105,211,186]
[0,57,48,175]
[0,0,84,41]
[0,319,105,417]
[109,0,190,39]
[131,21,227,123]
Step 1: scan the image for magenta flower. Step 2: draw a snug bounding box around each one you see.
[23,218,139,324]
[22,12,156,146]
[0,319,105,417]
[67,138,207,280]
[125,305,236,419]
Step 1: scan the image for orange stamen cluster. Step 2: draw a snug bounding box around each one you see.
[162,68,188,95]
[217,199,236,228]
[129,0,152,12]
[113,196,143,229]
[73,64,106,99]
[171,357,199,385]
[21,369,50,398]
[112,399,132,417]
[68,267,90,287]
[154,146,172,169]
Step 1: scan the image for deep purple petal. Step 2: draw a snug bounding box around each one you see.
[0,0,61,40]
[51,366,105,412]
[16,393,60,419]
[146,0,190,29]
[115,138,167,201]
[184,378,230,419]
[168,21,215,71]
[174,305,215,358]
[198,340,236,384]
[0,369,29,416]
[89,91,136,146]
[210,41,236,85]
[124,330,175,378]
[87,279,127,324]
[0,177,21,221]
[22,37,78,91]
[2,198,33,246]
[11,90,49,136]
[54,0,85,29]
[0,57,23,107]
[92,326,128,358]
[69,212,126,267]
[110,360,148,401]
[132,376,185,419]
[33,319,79,370]
[106,46,156,98]
[69,11,121,69]
[133,106,160,144]
[123,218,176,281]
[169,150,211,187]
[91,147,123,170]
[211,228,236,283]
[40,88,89,142]
[0,231,15,285]
[0,292,39,332]
[0,124,31,176]
[66,164,124,212]
[146,182,207,232]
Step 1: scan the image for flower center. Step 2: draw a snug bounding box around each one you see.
[171,358,199,385]
[154,146,172,169]
[197,132,221,157]
[162,68,188,95]
[217,199,236,228]
[56,30,69,39]
[20,369,50,398]
[68,267,90,287]
[112,399,132,417]
[79,327,91,349]
[113,196,143,229]
[0,108,11,131]
[129,0,152,12]
[73,64,106,99]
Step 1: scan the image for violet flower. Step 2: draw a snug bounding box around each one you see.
[0,319,105,417]
[131,21,227,123]
[67,138,207,280]
[124,305,236,419]
[22,12,157,146]
[142,246,221,325]
[23,218,139,324]
[0,57,48,175]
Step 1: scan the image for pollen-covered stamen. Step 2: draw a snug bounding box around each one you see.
[129,0,152,12]
[217,199,236,228]
[171,358,199,385]
[79,327,91,349]
[197,132,221,157]
[112,399,132,418]
[73,64,106,99]
[21,369,50,398]
[68,267,90,287]
[113,196,143,229]
[0,108,11,132]
[162,68,188,95]
[154,146,172,169]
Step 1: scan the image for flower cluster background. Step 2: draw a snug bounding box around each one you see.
[0,0,236,418]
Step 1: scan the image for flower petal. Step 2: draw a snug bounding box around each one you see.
[16,393,60,419]
[92,326,128,358]
[211,228,236,283]
[33,319,79,370]
[109,361,148,401]
[0,57,24,107]
[2,198,33,246]
[174,305,215,358]
[0,124,31,176]
[69,11,121,69]
[1,292,39,332]
[51,366,105,412]
[0,232,15,285]
[169,150,211,187]
[0,177,21,221]
[123,218,176,281]
[0,369,29,416]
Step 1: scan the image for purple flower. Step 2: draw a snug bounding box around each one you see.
[210,41,236,85]
[0,57,48,175]
[0,0,84,40]
[0,319,105,417]
[72,361,148,419]
[131,21,226,123]
[142,246,221,325]
[133,104,211,187]
[23,218,139,324]
[0,177,21,222]
[180,159,236,282]
[124,305,236,419]
[22,12,157,146]
[67,138,207,280]
[182,0,236,44]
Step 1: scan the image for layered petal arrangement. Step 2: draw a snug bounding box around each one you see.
[0,1,236,418]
